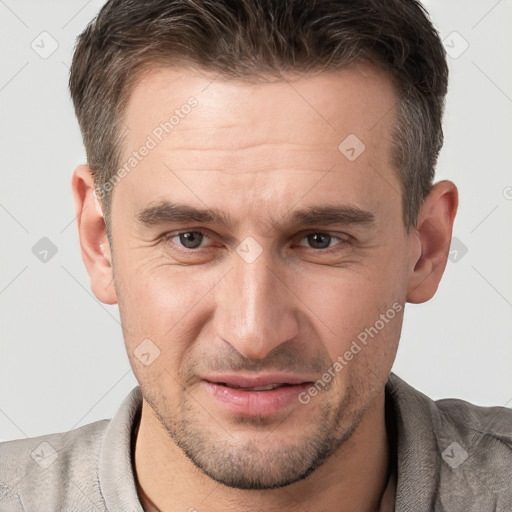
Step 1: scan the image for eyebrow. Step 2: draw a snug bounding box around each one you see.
[290,206,375,226]
[137,201,375,229]
[138,202,232,226]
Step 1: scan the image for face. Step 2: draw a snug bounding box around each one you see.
[107,64,412,489]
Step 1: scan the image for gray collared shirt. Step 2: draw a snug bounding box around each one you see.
[1,373,511,511]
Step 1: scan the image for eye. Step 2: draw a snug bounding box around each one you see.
[297,232,344,250]
[165,231,212,250]
[162,230,347,254]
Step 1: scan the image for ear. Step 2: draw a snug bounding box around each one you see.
[406,180,458,304]
[71,165,118,305]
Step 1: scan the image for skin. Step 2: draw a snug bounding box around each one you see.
[72,63,458,512]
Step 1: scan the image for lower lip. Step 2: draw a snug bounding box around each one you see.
[203,381,311,416]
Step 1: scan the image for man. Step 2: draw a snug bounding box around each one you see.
[1,0,511,510]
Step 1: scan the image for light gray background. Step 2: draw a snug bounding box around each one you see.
[1,0,511,442]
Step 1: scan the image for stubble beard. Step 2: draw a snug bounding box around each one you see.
[144,383,370,490]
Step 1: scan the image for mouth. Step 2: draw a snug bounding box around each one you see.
[200,374,313,416]
[213,382,295,391]
[203,373,311,388]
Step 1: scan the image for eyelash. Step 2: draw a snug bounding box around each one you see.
[162,229,349,253]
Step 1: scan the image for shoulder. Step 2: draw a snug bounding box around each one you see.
[434,394,512,470]
[435,393,512,442]
[434,394,512,508]
[388,372,512,454]
[0,419,110,512]
[387,373,512,509]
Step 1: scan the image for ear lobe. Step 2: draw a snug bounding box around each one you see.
[406,180,458,304]
[71,165,118,305]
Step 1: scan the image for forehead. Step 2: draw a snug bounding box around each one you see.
[114,63,401,225]
[124,63,397,150]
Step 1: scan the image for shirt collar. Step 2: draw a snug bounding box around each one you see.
[386,372,440,511]
[99,385,144,511]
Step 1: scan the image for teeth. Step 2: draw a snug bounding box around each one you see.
[249,384,280,391]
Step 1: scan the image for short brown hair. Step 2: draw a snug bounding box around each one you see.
[69,0,448,229]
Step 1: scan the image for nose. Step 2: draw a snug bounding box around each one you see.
[214,250,299,360]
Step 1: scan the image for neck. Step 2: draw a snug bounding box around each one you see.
[134,390,393,512]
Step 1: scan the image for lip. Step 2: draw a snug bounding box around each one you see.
[201,373,313,417]
[203,373,310,388]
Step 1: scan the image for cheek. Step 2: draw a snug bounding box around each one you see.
[113,252,223,366]
[293,248,408,365]
[116,268,219,405]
